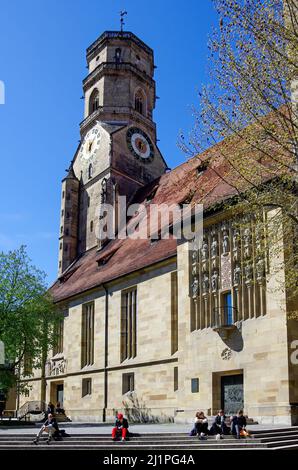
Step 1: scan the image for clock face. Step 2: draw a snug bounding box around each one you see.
[126,127,154,162]
[79,124,101,161]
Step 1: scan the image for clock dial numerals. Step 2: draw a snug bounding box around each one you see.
[79,125,101,161]
[126,127,154,162]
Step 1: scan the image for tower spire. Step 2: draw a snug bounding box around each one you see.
[120,10,127,32]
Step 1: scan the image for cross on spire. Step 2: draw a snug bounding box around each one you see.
[120,10,127,32]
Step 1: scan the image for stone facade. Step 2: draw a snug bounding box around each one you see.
[18,30,298,425]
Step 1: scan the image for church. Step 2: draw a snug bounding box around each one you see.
[19,29,298,425]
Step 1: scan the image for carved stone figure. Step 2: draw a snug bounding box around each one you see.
[256,257,265,281]
[211,271,218,291]
[192,250,198,263]
[232,228,240,250]
[244,264,253,283]
[243,227,251,247]
[222,233,230,254]
[191,277,199,298]
[201,239,209,260]
[211,237,218,257]
[202,273,209,294]
[45,358,66,376]
[233,264,241,285]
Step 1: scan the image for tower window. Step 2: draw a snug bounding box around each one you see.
[88,164,93,179]
[62,191,65,199]
[65,228,69,236]
[115,48,121,63]
[89,89,99,115]
[135,89,146,116]
[90,220,94,232]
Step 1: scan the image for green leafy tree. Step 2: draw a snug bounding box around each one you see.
[180,0,298,311]
[0,246,60,395]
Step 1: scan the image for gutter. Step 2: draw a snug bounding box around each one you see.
[102,283,109,422]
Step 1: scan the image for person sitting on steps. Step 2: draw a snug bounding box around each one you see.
[210,409,230,437]
[55,401,65,415]
[189,411,209,439]
[231,409,247,439]
[111,413,129,441]
[33,413,59,445]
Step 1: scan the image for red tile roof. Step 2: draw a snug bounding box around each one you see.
[50,109,292,302]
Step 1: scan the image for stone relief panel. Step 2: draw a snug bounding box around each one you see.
[190,215,267,329]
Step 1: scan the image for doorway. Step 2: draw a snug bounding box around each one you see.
[221,374,244,415]
[56,384,64,406]
[50,381,64,407]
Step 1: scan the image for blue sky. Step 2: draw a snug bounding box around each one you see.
[0,0,218,284]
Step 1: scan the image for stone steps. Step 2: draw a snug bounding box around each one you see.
[0,428,298,450]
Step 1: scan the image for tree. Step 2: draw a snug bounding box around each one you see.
[180,0,298,310]
[0,246,60,395]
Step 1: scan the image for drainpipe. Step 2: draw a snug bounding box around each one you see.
[102,284,109,422]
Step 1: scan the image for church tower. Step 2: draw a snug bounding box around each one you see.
[58,31,167,275]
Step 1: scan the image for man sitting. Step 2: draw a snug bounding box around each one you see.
[210,410,230,437]
[111,413,129,441]
[231,409,247,439]
[33,414,59,444]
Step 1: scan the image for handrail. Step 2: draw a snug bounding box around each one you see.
[17,401,47,420]
[213,306,238,328]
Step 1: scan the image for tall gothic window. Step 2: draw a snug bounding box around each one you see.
[120,288,137,362]
[171,271,178,355]
[53,318,64,355]
[81,302,95,368]
[135,90,145,115]
[23,352,33,376]
[89,89,99,115]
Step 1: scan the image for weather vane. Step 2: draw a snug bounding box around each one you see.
[120,10,127,32]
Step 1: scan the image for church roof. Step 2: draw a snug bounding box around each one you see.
[50,109,291,303]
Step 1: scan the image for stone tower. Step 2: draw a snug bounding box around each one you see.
[58,31,167,275]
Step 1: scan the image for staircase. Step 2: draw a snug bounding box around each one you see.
[17,401,47,421]
[0,427,298,450]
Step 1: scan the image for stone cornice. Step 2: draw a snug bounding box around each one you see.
[86,31,153,62]
[83,62,154,93]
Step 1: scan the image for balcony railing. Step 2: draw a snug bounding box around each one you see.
[213,306,239,335]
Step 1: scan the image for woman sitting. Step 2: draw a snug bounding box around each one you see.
[189,411,209,439]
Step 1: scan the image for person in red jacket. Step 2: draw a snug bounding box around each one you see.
[111,413,129,441]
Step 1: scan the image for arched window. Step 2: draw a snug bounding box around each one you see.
[89,89,99,115]
[88,164,93,179]
[115,48,121,64]
[135,89,146,116]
